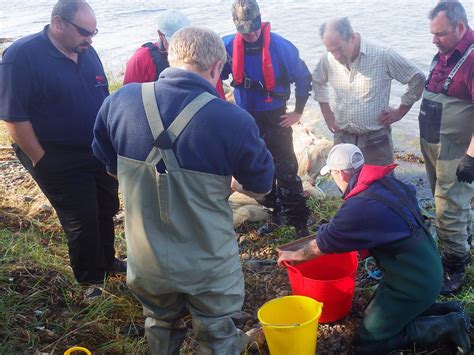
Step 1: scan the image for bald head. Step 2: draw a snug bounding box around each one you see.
[320,17,359,66]
[319,17,354,41]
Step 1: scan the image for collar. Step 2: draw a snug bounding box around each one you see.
[341,171,360,199]
[41,25,66,59]
[159,67,220,97]
[343,164,398,200]
[358,34,367,56]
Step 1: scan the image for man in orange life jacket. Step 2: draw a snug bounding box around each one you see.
[222,0,313,237]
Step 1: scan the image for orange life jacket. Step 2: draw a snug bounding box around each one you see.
[232,22,275,101]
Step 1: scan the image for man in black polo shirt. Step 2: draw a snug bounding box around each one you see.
[0,0,124,291]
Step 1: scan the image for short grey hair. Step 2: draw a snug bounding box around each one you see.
[319,17,354,41]
[51,0,91,21]
[429,1,468,28]
[168,26,226,72]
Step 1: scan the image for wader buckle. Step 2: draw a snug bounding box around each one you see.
[244,77,252,89]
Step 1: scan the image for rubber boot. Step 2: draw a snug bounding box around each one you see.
[354,312,470,355]
[256,205,286,236]
[145,317,188,355]
[440,253,471,295]
[294,224,309,238]
[406,312,470,355]
[419,301,465,317]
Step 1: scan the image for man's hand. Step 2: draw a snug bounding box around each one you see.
[318,102,339,133]
[378,107,403,126]
[378,104,412,127]
[280,112,302,128]
[456,154,474,183]
[277,239,322,267]
[277,250,299,267]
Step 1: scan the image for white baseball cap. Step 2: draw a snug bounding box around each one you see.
[320,143,365,175]
[157,10,191,41]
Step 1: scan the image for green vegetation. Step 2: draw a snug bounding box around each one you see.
[0,228,149,353]
[109,80,123,94]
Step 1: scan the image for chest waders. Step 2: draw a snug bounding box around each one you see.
[418,45,474,257]
[119,83,245,354]
[353,177,442,346]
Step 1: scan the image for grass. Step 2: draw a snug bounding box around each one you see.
[0,228,148,354]
[0,125,10,147]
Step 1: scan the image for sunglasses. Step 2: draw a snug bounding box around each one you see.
[61,16,98,37]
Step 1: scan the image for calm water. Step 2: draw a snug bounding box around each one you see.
[1,0,473,150]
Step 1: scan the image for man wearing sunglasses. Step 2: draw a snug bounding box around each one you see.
[0,0,124,297]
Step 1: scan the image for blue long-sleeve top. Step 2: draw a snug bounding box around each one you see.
[221,31,312,112]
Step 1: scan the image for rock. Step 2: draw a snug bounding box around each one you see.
[37,204,53,213]
[245,328,266,347]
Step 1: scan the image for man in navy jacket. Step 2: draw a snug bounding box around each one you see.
[0,0,124,288]
[278,144,470,354]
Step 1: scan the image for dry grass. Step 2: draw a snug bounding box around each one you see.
[0,125,11,147]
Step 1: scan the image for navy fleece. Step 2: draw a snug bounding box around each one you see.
[316,170,420,254]
[93,68,274,194]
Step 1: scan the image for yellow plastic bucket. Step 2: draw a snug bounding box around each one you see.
[257,295,323,355]
[64,347,91,355]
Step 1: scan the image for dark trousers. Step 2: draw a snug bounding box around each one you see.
[13,144,119,284]
[250,107,309,227]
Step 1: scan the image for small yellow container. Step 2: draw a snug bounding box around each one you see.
[64,346,92,355]
[257,295,323,355]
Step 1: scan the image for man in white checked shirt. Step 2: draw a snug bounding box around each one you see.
[313,17,425,165]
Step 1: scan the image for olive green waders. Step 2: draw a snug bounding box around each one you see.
[418,46,474,257]
[354,178,443,352]
[118,83,246,354]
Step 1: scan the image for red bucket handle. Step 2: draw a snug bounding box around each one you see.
[282,260,304,289]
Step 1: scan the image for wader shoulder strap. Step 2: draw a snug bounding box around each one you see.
[142,82,165,139]
[378,177,430,235]
[141,83,216,168]
[141,82,167,165]
[358,190,416,233]
[427,44,474,93]
[442,44,474,93]
[167,92,215,142]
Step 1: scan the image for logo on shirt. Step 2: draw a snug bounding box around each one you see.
[95,75,107,87]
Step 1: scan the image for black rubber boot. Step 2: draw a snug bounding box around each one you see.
[440,253,471,295]
[294,225,309,238]
[406,312,470,355]
[354,312,471,355]
[256,206,286,236]
[419,301,465,317]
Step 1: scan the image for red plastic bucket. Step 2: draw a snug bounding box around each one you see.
[284,252,358,323]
